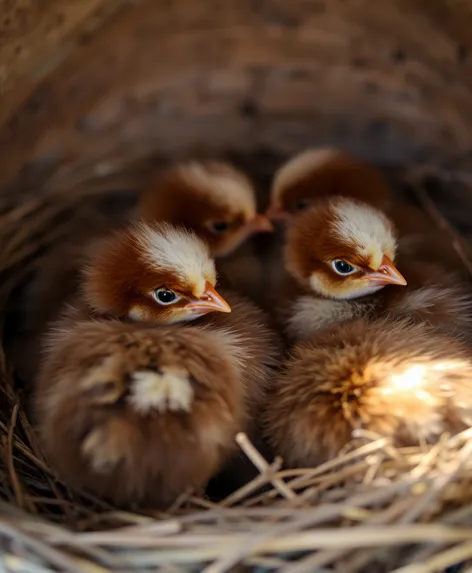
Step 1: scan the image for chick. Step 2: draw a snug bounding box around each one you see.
[35,222,278,507]
[82,222,230,322]
[265,148,464,274]
[265,317,472,467]
[139,161,272,257]
[267,194,472,467]
[278,197,472,344]
[83,222,279,420]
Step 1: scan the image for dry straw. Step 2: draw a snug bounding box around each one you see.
[1,168,472,572]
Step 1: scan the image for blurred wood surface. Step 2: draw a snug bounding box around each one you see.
[2,0,472,202]
[0,1,126,126]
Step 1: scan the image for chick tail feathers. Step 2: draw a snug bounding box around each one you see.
[265,317,472,468]
[35,319,249,507]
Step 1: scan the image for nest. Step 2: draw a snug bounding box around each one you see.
[0,157,471,572]
[3,0,472,570]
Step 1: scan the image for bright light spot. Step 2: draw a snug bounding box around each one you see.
[379,359,471,398]
[388,364,428,391]
[431,360,469,372]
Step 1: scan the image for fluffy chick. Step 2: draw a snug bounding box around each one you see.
[82,221,230,323]
[35,223,278,507]
[279,197,472,343]
[139,160,272,257]
[265,317,472,467]
[266,147,464,274]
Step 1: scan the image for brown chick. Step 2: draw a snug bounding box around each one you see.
[82,221,230,323]
[265,317,472,467]
[139,160,272,257]
[35,222,278,507]
[277,197,472,344]
[265,147,465,274]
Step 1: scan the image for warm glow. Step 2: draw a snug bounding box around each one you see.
[379,360,470,397]
[431,360,470,372]
[386,364,428,392]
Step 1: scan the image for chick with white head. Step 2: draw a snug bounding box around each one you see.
[83,222,231,324]
[285,196,406,302]
[35,220,278,508]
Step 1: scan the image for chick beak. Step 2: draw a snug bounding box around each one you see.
[265,204,289,222]
[185,282,231,314]
[366,255,407,287]
[246,214,274,234]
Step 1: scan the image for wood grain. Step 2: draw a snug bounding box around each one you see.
[1,0,472,201]
[0,0,126,127]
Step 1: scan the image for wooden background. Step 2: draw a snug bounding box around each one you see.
[2,0,472,204]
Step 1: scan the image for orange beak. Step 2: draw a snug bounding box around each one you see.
[366,255,407,287]
[185,282,231,315]
[245,214,274,234]
[265,204,289,222]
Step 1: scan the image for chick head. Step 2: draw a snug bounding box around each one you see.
[285,197,406,300]
[83,222,231,323]
[266,148,392,222]
[139,161,273,257]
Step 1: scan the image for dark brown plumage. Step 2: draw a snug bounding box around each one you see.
[265,318,472,467]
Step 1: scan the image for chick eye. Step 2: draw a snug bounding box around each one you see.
[154,288,181,305]
[207,221,231,234]
[332,259,357,275]
[292,200,310,212]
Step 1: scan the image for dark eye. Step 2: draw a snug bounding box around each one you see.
[154,288,180,305]
[292,200,310,212]
[208,221,231,234]
[332,259,356,275]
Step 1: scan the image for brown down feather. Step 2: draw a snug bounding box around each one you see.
[36,319,245,507]
[264,317,472,468]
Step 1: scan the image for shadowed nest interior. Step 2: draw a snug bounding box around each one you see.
[2,0,472,571]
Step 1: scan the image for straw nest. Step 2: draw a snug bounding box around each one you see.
[1,162,472,573]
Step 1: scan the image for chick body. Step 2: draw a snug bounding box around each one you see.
[265,318,472,467]
[37,319,244,506]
